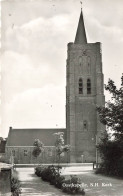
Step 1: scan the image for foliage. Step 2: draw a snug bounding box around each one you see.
[32,139,44,158]
[35,165,65,188]
[35,165,46,177]
[11,171,21,196]
[62,175,85,195]
[53,132,70,165]
[96,75,123,177]
[96,131,123,177]
[35,165,85,194]
[97,75,123,141]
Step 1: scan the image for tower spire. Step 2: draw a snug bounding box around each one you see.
[74,4,87,44]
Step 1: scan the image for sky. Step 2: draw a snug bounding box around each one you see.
[1,0,123,138]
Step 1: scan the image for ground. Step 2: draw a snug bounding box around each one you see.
[16,166,123,196]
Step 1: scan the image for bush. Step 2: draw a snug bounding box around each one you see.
[35,165,85,195]
[40,165,64,186]
[11,172,21,196]
[96,137,123,177]
[35,165,65,188]
[96,156,123,177]
[117,157,123,177]
[54,174,65,189]
[35,165,45,177]
[62,175,85,195]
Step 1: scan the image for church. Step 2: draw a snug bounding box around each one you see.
[5,8,105,164]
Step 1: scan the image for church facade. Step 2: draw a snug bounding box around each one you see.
[6,9,105,164]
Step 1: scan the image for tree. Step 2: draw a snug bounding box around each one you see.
[32,139,44,162]
[97,74,123,141]
[53,132,70,167]
[96,75,123,177]
[97,131,123,176]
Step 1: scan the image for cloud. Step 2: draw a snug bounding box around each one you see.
[1,0,123,137]
[1,50,66,102]
[2,85,65,137]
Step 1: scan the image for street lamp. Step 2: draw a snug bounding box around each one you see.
[92,135,98,168]
[96,135,98,167]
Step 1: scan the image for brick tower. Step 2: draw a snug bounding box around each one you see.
[66,9,105,163]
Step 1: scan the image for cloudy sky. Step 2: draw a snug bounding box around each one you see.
[1,0,123,137]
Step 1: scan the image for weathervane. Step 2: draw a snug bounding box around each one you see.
[80,1,82,10]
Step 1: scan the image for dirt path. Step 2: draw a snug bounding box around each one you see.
[17,168,70,196]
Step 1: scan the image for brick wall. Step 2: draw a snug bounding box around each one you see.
[5,146,69,164]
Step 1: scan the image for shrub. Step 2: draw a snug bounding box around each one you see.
[62,175,85,195]
[35,165,45,177]
[35,165,65,188]
[117,157,123,177]
[41,167,51,181]
[11,172,21,196]
[96,156,123,177]
[35,166,85,195]
[54,174,65,189]
[40,165,63,184]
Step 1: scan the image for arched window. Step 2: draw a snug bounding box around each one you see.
[12,150,15,156]
[87,79,91,94]
[83,120,88,131]
[24,150,28,156]
[48,148,53,157]
[79,56,82,66]
[87,56,91,74]
[79,78,83,94]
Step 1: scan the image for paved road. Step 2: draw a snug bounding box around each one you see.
[16,167,123,196]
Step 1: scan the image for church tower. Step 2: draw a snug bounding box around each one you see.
[66,8,105,163]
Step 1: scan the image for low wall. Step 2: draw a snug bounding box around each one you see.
[0,163,12,195]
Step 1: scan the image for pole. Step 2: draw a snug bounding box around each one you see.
[96,135,98,168]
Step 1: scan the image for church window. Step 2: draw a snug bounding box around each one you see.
[79,56,82,66]
[48,149,52,157]
[12,150,15,156]
[24,150,28,156]
[87,56,91,74]
[79,78,83,94]
[83,120,88,131]
[87,79,91,94]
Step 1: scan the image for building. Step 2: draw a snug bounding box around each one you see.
[6,8,105,164]
[6,128,67,164]
[66,10,105,163]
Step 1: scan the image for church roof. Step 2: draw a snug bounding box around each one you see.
[6,128,66,146]
[74,10,87,44]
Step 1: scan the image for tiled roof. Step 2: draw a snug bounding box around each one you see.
[6,128,66,146]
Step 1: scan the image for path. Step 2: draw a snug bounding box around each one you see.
[16,167,123,196]
[17,168,70,196]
